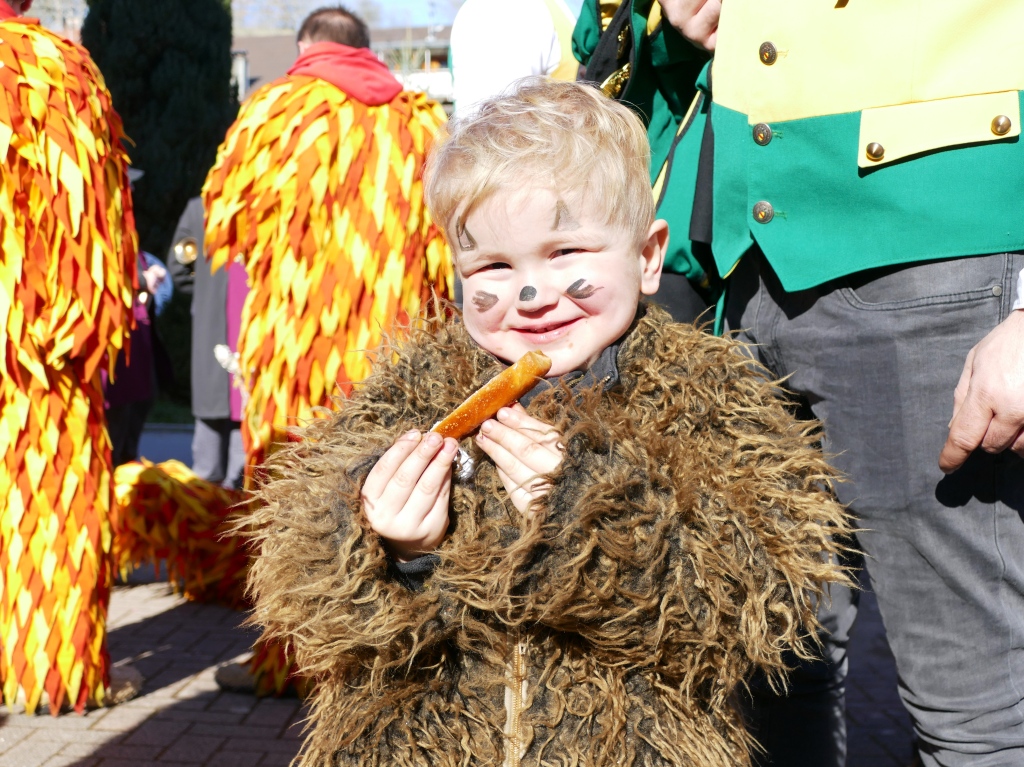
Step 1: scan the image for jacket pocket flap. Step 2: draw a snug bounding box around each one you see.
[858,90,1020,168]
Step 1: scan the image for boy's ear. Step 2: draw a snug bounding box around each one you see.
[638,219,668,296]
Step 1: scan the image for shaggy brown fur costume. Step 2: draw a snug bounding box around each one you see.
[247,305,850,767]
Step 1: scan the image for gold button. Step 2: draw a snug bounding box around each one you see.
[753,123,773,146]
[173,237,199,265]
[753,201,774,223]
[759,42,777,65]
[865,142,885,162]
[992,115,1012,136]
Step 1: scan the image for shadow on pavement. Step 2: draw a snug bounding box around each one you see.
[0,582,911,766]
[0,582,306,767]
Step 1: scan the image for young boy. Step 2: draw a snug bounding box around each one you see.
[246,79,849,767]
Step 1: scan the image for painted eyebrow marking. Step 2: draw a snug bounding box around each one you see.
[519,286,537,302]
[553,200,581,231]
[456,220,477,251]
[472,291,499,311]
[566,279,602,299]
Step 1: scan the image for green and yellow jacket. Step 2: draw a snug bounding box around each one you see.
[711,0,1024,290]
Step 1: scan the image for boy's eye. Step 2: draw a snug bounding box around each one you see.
[557,247,584,256]
[475,262,511,272]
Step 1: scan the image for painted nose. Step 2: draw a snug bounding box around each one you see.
[516,283,556,311]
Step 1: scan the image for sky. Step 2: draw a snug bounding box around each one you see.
[29,0,585,35]
[382,0,456,27]
[228,1,462,31]
[376,0,584,29]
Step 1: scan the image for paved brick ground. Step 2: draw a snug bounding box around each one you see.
[0,573,913,767]
[846,585,914,767]
[0,576,303,767]
[0,425,914,766]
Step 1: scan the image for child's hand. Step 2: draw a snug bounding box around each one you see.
[475,404,564,515]
[361,430,458,561]
[142,262,167,294]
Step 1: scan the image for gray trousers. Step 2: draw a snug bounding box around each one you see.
[726,249,1024,767]
[191,417,244,490]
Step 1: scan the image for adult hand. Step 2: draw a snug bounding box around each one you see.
[939,309,1024,473]
[361,430,458,561]
[657,0,721,52]
[475,404,564,515]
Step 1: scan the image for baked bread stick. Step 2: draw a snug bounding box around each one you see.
[431,351,552,439]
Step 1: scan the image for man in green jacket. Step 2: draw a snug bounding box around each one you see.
[659,1,1024,766]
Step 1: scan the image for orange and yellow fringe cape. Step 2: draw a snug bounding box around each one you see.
[0,19,137,714]
[205,75,453,479]
[114,75,453,696]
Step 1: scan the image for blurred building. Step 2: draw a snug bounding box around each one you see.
[372,24,452,107]
[31,0,85,40]
[231,25,453,108]
[232,29,296,97]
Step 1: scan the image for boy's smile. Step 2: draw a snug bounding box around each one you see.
[456,189,666,377]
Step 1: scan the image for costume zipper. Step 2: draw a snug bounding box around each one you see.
[504,634,528,767]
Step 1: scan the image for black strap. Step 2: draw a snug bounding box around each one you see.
[689,101,715,245]
[577,0,633,92]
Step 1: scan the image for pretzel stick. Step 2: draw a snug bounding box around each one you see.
[431,351,552,439]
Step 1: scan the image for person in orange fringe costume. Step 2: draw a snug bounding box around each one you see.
[0,0,140,714]
[201,6,453,695]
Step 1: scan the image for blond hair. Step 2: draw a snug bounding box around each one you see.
[425,78,654,249]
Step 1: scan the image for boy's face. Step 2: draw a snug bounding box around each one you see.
[455,188,666,377]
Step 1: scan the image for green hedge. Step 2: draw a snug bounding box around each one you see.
[82,0,239,409]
